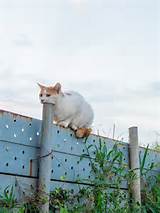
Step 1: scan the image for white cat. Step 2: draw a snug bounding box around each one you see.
[38,82,94,138]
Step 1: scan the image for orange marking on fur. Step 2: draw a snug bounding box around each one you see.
[38,84,62,96]
[75,128,92,138]
[39,86,56,95]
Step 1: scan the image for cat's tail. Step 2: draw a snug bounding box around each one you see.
[75,128,92,138]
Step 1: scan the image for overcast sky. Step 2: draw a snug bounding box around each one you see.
[0,0,159,146]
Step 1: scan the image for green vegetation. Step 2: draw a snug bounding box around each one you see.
[0,139,159,212]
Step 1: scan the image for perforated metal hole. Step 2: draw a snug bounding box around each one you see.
[14,119,16,122]
[29,123,32,127]
[6,163,9,167]
[82,149,85,153]
[51,169,54,173]
[83,168,85,171]
[77,174,79,177]
[88,163,91,166]
[77,161,79,164]
[65,159,67,162]
[71,166,74,170]
[57,130,60,134]
[5,147,9,151]
[58,164,61,167]
[22,150,25,154]
[70,133,73,137]
[22,165,25,169]
[14,157,17,160]
[65,172,67,175]
[93,139,96,143]
[71,146,73,151]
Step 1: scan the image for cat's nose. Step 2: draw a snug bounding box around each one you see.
[41,99,45,103]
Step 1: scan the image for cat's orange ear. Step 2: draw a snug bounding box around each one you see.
[54,82,61,93]
[37,83,45,89]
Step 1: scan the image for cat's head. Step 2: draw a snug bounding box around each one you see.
[38,82,62,104]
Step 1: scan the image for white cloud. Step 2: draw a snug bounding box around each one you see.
[13,34,32,46]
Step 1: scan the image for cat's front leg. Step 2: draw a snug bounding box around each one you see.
[58,120,70,128]
[70,124,78,131]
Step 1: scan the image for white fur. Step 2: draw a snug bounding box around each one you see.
[40,90,94,130]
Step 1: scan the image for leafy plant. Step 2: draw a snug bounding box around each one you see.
[140,173,160,212]
[0,186,16,209]
[75,138,130,212]
[49,188,71,212]
[0,138,159,213]
[140,135,160,212]
[139,145,160,212]
[140,145,155,177]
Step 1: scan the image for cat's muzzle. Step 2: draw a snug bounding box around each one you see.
[40,100,55,105]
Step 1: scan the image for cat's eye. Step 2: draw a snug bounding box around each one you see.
[39,94,43,97]
[46,94,51,97]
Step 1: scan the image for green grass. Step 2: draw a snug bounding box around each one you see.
[0,138,159,212]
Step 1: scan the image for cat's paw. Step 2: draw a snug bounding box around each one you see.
[58,121,69,128]
[70,124,78,131]
[75,128,92,138]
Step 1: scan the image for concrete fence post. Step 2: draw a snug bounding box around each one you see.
[38,103,54,213]
[129,126,141,204]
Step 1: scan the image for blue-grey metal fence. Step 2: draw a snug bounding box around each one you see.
[0,109,159,200]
